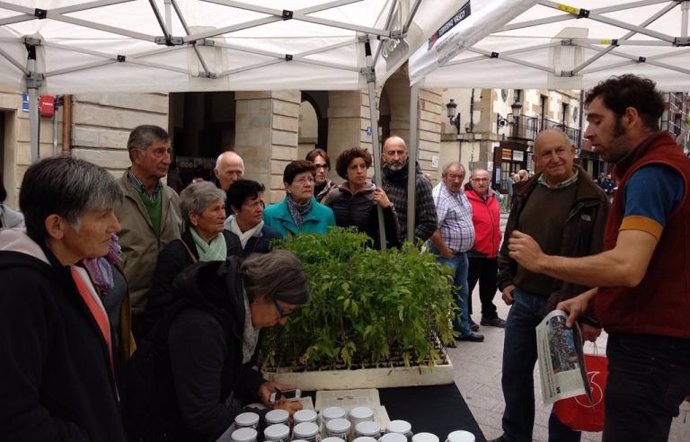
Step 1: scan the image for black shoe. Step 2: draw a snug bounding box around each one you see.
[481,317,507,328]
[457,332,485,342]
[470,319,480,332]
[487,436,508,442]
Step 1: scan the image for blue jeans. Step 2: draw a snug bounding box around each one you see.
[500,288,580,442]
[430,246,471,336]
[603,333,690,442]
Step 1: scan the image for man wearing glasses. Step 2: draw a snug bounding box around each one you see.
[464,169,506,331]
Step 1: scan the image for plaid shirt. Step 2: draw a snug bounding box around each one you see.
[127,169,162,203]
[432,182,475,253]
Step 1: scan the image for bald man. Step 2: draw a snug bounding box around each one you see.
[214,151,245,192]
[491,129,609,442]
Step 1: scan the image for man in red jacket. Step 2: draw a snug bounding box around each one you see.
[508,74,690,441]
[465,168,505,329]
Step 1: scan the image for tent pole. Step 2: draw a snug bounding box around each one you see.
[164,0,172,35]
[682,1,689,38]
[28,86,39,162]
[364,39,387,250]
[407,83,419,243]
[25,41,42,162]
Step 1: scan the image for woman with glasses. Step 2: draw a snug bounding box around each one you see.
[263,160,335,237]
[122,251,310,441]
[306,148,337,202]
[323,147,400,249]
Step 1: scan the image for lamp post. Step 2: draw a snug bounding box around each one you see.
[446,98,461,134]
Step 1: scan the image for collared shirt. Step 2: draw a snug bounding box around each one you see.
[126,169,162,203]
[537,168,579,189]
[432,182,475,253]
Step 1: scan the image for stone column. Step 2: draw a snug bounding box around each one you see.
[326,90,372,179]
[417,88,443,182]
[234,91,300,203]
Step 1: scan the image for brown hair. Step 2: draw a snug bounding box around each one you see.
[335,147,372,179]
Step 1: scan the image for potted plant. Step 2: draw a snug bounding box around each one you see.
[261,228,457,390]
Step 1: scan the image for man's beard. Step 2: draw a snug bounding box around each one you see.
[600,117,627,163]
[387,160,406,172]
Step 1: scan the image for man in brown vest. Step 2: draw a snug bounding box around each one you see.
[508,74,690,441]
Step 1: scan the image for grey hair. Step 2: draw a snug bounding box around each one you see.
[127,125,169,161]
[241,250,310,305]
[179,181,226,225]
[19,156,123,243]
[442,162,465,176]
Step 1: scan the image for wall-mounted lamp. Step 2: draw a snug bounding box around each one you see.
[446,98,461,134]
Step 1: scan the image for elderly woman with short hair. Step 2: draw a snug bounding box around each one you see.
[123,251,310,441]
[324,147,400,249]
[263,160,335,237]
[0,157,126,441]
[225,179,282,255]
[142,181,242,335]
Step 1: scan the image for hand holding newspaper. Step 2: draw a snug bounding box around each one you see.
[536,310,593,406]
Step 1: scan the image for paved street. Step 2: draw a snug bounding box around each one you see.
[446,213,690,441]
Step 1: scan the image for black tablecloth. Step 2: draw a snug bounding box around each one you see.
[379,384,486,442]
[306,383,486,442]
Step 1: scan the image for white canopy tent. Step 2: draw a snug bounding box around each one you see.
[0,0,466,247]
[410,0,690,91]
[402,0,690,241]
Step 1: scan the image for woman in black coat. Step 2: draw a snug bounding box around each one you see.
[142,181,242,336]
[323,147,400,249]
[122,251,310,442]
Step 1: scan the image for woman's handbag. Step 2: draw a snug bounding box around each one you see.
[554,353,608,432]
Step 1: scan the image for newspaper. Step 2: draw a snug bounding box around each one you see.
[536,310,592,406]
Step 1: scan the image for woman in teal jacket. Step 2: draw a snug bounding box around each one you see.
[263,160,335,237]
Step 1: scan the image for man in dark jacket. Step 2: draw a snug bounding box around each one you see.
[0,157,126,441]
[490,129,609,442]
[509,74,690,442]
[381,136,437,244]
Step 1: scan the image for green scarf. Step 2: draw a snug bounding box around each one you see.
[190,228,227,262]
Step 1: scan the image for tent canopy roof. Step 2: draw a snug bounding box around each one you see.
[0,0,463,93]
[410,0,690,91]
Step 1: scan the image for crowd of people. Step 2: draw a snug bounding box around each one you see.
[0,74,688,441]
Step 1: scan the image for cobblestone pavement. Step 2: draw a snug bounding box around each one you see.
[446,213,690,441]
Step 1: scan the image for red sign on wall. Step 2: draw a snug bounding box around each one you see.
[38,95,55,117]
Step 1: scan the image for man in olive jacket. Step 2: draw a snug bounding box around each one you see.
[491,129,609,442]
[115,125,183,339]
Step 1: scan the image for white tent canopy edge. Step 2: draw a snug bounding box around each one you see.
[410,0,690,91]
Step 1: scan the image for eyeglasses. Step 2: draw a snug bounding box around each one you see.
[314,164,329,170]
[293,176,315,184]
[471,178,489,182]
[273,298,291,318]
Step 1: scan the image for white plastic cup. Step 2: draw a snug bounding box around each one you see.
[445,431,474,442]
[354,421,380,439]
[385,420,412,438]
[294,409,319,425]
[349,406,374,426]
[266,409,290,425]
[379,433,408,442]
[353,437,378,442]
[231,427,258,442]
[321,438,346,442]
[412,432,439,442]
[321,407,347,425]
[293,422,321,442]
[326,418,352,440]
[264,423,291,442]
[234,411,260,429]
